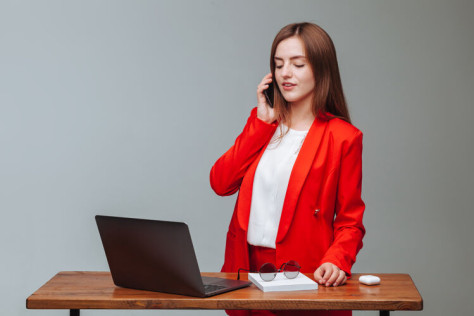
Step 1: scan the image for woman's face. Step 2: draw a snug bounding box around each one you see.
[274,36,315,107]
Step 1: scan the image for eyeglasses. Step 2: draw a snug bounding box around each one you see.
[237,260,301,282]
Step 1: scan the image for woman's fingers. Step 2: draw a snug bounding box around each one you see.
[256,73,276,123]
[314,266,324,284]
[262,72,272,83]
[333,270,347,287]
[325,267,339,286]
[258,74,272,89]
[321,264,333,285]
[257,73,273,98]
[314,263,346,287]
[314,263,332,285]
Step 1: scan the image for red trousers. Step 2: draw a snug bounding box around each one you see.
[226,245,351,316]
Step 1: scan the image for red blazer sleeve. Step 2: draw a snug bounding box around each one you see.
[210,107,277,196]
[320,130,366,276]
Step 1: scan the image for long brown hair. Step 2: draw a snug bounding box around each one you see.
[270,22,351,126]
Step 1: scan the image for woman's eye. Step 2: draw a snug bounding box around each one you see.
[295,64,305,68]
[276,65,283,69]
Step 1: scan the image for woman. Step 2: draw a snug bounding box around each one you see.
[210,22,365,316]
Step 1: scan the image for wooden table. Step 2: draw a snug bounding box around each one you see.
[26,272,422,316]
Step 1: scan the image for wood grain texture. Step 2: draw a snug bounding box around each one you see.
[26,272,422,311]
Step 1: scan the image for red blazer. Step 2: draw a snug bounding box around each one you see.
[210,107,365,277]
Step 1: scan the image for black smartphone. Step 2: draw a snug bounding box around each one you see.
[263,82,274,108]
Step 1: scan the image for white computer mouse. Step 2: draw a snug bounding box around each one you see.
[359,275,381,285]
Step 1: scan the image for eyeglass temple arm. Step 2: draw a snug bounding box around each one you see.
[277,262,287,271]
[277,261,301,271]
[237,268,250,280]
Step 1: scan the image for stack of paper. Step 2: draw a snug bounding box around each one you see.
[248,272,318,292]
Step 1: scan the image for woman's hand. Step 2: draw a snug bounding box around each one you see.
[256,73,277,123]
[314,262,347,287]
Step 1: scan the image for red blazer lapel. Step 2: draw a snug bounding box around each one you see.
[276,116,329,243]
[236,116,330,236]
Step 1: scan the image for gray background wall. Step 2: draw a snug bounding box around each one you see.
[1,0,473,315]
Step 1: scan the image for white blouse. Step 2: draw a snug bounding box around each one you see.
[247,124,308,249]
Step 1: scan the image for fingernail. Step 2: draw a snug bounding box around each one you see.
[333,283,338,287]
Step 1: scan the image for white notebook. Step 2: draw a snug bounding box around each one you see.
[248,272,318,292]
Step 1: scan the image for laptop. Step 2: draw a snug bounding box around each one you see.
[95,215,251,297]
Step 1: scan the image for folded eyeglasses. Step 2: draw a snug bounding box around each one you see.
[237,260,301,282]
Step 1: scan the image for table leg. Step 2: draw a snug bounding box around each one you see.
[380,311,390,316]
[70,309,80,316]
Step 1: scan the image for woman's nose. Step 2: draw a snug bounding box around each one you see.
[281,64,292,78]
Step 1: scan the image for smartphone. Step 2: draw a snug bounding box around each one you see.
[263,82,274,108]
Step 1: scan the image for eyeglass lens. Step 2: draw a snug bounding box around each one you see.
[259,262,277,281]
[283,260,300,279]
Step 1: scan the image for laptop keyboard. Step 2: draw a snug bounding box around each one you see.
[204,284,226,293]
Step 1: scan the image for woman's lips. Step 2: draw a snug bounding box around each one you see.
[282,83,296,91]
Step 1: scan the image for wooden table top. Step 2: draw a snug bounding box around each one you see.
[26,272,422,311]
